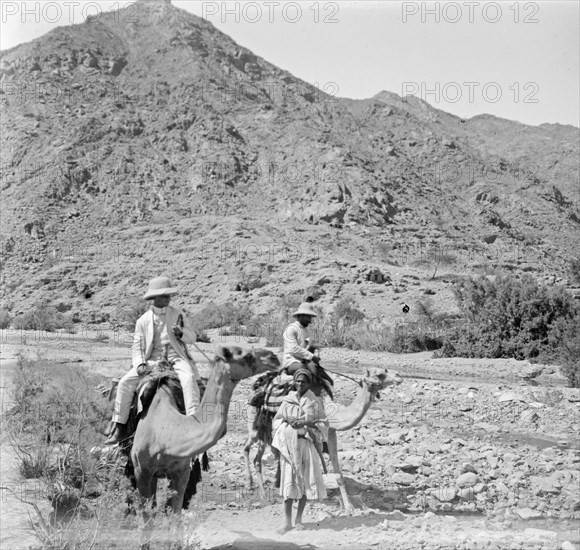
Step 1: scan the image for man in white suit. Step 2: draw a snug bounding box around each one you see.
[105,276,200,445]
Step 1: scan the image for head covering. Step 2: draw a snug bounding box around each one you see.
[293,367,313,382]
[143,276,178,300]
[292,302,317,317]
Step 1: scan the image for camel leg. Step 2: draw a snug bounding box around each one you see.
[243,433,256,490]
[254,440,268,499]
[169,466,191,514]
[326,430,355,514]
[272,447,281,491]
[134,466,156,536]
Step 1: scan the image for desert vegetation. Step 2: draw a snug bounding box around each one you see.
[435,274,580,387]
[3,353,202,549]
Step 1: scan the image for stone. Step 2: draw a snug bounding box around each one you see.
[520,409,539,423]
[530,476,561,495]
[425,443,442,454]
[434,487,457,502]
[387,430,408,445]
[457,473,479,488]
[498,391,527,403]
[384,510,407,521]
[517,507,543,519]
[404,455,423,468]
[458,488,476,501]
[473,483,486,494]
[392,473,415,486]
[475,422,500,432]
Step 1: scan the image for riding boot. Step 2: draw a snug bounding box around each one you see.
[104,422,127,445]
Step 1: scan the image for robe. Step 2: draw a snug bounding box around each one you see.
[272,389,328,501]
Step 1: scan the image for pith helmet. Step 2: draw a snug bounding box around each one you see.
[292,302,317,317]
[143,276,178,300]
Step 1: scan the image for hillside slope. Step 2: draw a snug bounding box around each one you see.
[1,0,578,325]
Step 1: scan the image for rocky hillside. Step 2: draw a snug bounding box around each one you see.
[1,0,578,325]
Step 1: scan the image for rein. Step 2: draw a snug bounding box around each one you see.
[322,367,363,386]
[191,341,214,364]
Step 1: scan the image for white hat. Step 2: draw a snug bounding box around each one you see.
[143,276,178,300]
[292,302,317,317]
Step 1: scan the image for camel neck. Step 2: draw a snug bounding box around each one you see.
[149,360,237,459]
[199,360,235,436]
[328,383,374,431]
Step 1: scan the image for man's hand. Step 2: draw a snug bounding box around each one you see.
[286,417,304,428]
[307,341,319,353]
[136,363,151,376]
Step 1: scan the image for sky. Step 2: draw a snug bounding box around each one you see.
[1,1,578,127]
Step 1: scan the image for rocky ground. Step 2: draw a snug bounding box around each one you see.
[1,332,579,549]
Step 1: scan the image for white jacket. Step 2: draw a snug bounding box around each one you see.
[131,306,197,369]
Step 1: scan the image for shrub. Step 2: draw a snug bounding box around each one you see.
[5,354,207,549]
[114,299,150,330]
[0,307,12,329]
[192,301,253,331]
[553,315,580,387]
[436,275,580,386]
[319,297,447,352]
[332,296,365,325]
[12,305,67,332]
[568,257,580,286]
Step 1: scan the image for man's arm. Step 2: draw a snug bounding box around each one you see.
[283,325,314,362]
[131,316,148,369]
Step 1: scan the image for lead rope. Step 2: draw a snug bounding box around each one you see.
[191,341,213,364]
[321,366,362,386]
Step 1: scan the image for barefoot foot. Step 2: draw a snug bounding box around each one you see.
[277,524,293,535]
[294,522,305,531]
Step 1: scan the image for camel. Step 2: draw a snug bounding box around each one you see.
[130,345,279,527]
[244,367,402,512]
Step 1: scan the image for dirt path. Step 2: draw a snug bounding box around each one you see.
[1,332,579,550]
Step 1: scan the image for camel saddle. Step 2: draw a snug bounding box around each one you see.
[248,360,334,443]
[124,361,207,442]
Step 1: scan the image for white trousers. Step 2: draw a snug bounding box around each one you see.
[112,359,200,424]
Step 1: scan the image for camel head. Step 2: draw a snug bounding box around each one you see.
[362,367,403,401]
[214,346,280,381]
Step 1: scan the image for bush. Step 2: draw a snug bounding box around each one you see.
[436,275,580,386]
[0,307,12,329]
[12,305,67,332]
[554,316,580,387]
[192,301,253,332]
[6,354,206,549]
[319,297,446,352]
[568,257,580,286]
[114,299,150,331]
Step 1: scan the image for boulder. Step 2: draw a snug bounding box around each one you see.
[457,472,479,488]
[434,487,456,502]
[392,472,415,486]
[530,476,561,495]
[461,462,477,474]
[517,507,543,520]
[498,391,527,403]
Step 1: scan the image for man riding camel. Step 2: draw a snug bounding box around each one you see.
[282,300,320,376]
[105,276,200,445]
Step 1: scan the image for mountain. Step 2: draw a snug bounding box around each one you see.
[1,0,578,327]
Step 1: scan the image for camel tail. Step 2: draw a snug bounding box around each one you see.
[202,451,210,471]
